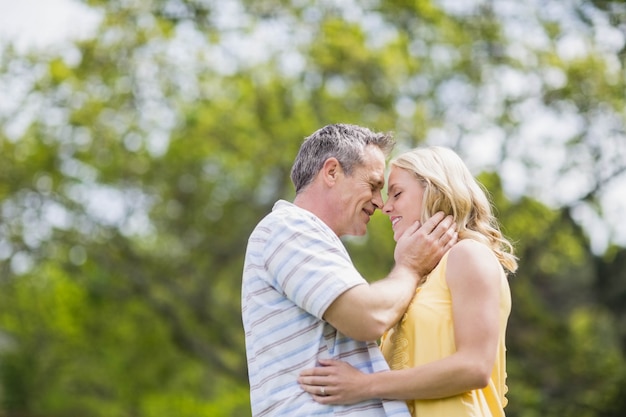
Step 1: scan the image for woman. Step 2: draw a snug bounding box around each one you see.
[298,146,518,416]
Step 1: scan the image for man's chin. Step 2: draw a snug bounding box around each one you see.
[342,226,367,237]
[355,228,368,237]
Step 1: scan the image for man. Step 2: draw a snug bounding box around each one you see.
[242,124,456,416]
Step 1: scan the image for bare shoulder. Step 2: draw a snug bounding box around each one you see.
[447,239,501,286]
[448,239,495,261]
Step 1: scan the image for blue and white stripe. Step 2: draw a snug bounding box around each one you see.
[242,200,410,417]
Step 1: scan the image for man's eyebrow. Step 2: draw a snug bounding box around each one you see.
[371,176,384,188]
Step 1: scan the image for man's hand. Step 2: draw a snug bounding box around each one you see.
[394,212,457,278]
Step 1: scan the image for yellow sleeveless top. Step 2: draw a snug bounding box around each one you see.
[380,251,511,417]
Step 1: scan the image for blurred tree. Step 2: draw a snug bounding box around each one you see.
[0,0,625,416]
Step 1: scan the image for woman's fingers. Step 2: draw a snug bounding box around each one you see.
[297,374,324,386]
[298,360,361,404]
[298,375,335,404]
[298,359,341,377]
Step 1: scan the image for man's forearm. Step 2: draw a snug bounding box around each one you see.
[368,264,420,330]
[323,265,419,341]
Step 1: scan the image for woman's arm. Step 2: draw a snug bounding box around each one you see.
[298,239,503,403]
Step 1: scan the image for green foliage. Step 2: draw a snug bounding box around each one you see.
[0,261,247,417]
[347,211,396,281]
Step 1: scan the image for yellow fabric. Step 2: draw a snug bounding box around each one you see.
[380,250,511,417]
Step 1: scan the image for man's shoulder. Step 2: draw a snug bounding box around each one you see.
[255,200,315,229]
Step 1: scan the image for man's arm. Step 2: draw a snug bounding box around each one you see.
[323,212,456,341]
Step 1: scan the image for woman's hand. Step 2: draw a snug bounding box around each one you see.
[297,358,373,405]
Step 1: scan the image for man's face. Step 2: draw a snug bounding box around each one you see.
[333,145,386,236]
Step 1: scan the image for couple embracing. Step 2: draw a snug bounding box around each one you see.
[242,123,517,417]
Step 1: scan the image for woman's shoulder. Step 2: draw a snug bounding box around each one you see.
[448,238,494,258]
[446,239,501,281]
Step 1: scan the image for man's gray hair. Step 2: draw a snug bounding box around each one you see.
[290,123,395,194]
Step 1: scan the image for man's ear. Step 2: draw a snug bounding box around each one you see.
[321,157,342,186]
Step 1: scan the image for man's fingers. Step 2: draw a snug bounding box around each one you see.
[440,216,457,238]
[400,212,454,241]
[441,230,459,250]
[428,214,455,240]
[401,220,421,237]
[417,211,445,235]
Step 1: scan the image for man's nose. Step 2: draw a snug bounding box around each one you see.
[372,192,384,210]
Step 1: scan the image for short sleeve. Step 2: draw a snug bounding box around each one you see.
[262,213,366,319]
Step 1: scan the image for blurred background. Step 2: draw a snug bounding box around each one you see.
[0,0,625,416]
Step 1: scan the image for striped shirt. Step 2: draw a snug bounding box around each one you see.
[242,200,411,417]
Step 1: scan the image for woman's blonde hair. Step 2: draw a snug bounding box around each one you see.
[391,146,518,273]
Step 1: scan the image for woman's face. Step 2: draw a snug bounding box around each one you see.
[383,166,425,242]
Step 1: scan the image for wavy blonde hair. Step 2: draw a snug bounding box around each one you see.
[391,146,518,273]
